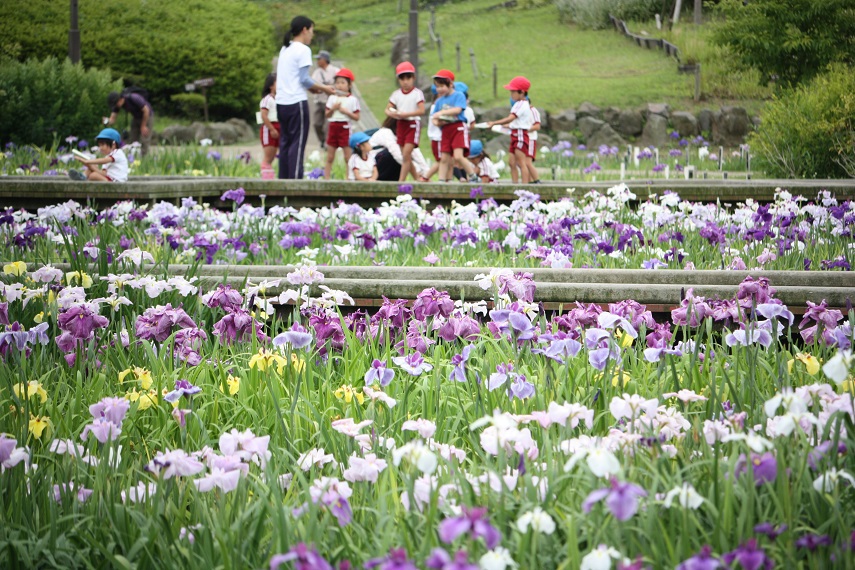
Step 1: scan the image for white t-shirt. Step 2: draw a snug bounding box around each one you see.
[463,107,475,127]
[276,42,313,105]
[389,88,425,121]
[326,94,360,122]
[103,148,128,182]
[348,153,376,180]
[259,94,278,122]
[530,107,541,141]
[478,156,499,182]
[368,128,429,177]
[427,102,442,141]
[508,99,534,130]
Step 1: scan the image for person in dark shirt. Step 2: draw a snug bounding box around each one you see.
[106,90,154,156]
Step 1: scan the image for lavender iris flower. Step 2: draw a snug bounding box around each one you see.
[270,544,333,570]
[676,546,721,570]
[365,548,418,570]
[448,345,473,382]
[582,477,648,521]
[135,304,197,343]
[734,452,777,485]
[58,305,109,339]
[364,359,395,387]
[393,353,433,376]
[437,507,501,549]
[163,379,202,403]
[272,329,314,350]
[220,187,244,204]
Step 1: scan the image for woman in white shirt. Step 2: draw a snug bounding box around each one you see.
[275,16,335,180]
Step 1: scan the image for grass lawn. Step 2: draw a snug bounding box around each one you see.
[276,0,769,118]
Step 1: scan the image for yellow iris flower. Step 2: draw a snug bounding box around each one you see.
[227,375,241,395]
[611,371,631,388]
[334,384,365,405]
[34,312,45,324]
[249,348,287,373]
[65,271,93,288]
[291,353,306,373]
[28,414,51,439]
[615,329,635,349]
[125,388,158,411]
[118,366,154,389]
[3,261,27,276]
[14,380,48,403]
[788,353,821,376]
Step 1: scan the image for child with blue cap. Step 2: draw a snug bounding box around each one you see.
[69,128,128,182]
[347,132,378,181]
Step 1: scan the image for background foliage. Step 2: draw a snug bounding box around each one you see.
[0,0,275,120]
[711,0,855,87]
[0,57,122,146]
[749,65,855,179]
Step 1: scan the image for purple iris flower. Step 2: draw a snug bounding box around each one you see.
[448,344,473,382]
[724,327,773,348]
[365,548,418,570]
[642,258,667,269]
[755,303,793,326]
[582,477,648,521]
[376,297,412,330]
[497,272,537,303]
[437,315,480,342]
[173,327,208,366]
[425,548,479,570]
[135,304,198,343]
[799,300,843,329]
[220,187,244,203]
[795,533,832,551]
[80,417,121,444]
[412,288,454,321]
[820,256,851,270]
[398,184,413,194]
[57,305,109,339]
[734,452,777,486]
[365,359,395,387]
[437,507,501,549]
[270,544,333,570]
[753,522,787,541]
[203,284,243,312]
[676,546,721,570]
[213,309,268,344]
[808,440,847,470]
[721,539,774,570]
[163,379,202,403]
[207,150,222,162]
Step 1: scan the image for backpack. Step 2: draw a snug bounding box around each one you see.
[122,86,150,102]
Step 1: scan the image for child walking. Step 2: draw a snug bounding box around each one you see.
[69,128,128,182]
[347,132,378,181]
[386,61,425,182]
[487,76,534,184]
[324,68,361,179]
[430,69,477,183]
[259,73,279,180]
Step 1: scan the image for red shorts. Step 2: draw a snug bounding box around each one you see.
[260,122,280,148]
[396,120,421,147]
[327,121,351,148]
[431,140,441,161]
[510,129,530,156]
[439,122,469,156]
[527,137,537,161]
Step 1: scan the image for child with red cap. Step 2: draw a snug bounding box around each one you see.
[430,69,478,183]
[487,76,534,184]
[324,68,361,179]
[386,61,425,182]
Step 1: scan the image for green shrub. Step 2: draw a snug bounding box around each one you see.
[749,65,855,178]
[0,57,122,146]
[267,3,339,53]
[712,0,855,88]
[0,0,274,120]
[170,93,208,120]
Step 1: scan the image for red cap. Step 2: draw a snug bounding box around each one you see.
[433,69,455,81]
[396,61,416,76]
[503,76,531,92]
[335,68,355,82]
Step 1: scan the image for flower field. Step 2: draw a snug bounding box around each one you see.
[1,187,853,569]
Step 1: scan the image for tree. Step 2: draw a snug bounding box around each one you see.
[711,0,855,87]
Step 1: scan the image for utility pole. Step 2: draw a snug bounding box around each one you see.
[409,0,418,84]
[69,0,81,64]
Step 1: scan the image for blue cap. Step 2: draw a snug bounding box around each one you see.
[469,140,483,157]
[454,81,469,94]
[96,128,121,144]
[349,131,370,149]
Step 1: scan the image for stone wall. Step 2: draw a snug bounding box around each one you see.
[474,102,758,150]
[157,119,256,145]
